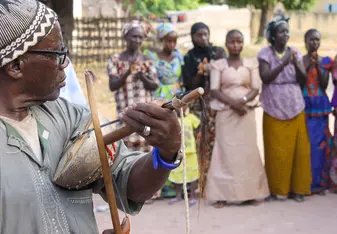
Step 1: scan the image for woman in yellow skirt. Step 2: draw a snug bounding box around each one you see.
[168,107,200,207]
[258,16,311,202]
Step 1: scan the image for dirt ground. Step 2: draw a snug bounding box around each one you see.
[73,44,337,234]
[93,193,337,234]
[91,103,337,234]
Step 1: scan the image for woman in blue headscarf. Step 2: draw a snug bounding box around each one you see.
[144,23,184,100]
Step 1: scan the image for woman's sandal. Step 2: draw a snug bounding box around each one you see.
[213,201,227,208]
[168,198,182,205]
[241,200,260,206]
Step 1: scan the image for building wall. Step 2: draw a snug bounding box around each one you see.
[311,0,337,13]
[80,0,124,18]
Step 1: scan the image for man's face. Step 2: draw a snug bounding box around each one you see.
[16,22,69,103]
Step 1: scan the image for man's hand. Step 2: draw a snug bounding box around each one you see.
[281,47,293,66]
[119,103,181,161]
[197,57,208,75]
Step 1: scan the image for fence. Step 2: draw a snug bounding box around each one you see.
[68,16,190,67]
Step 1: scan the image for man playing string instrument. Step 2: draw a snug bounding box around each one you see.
[0,0,182,233]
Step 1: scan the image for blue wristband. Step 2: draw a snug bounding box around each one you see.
[152,147,181,170]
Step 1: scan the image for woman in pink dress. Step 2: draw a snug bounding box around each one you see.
[205,30,269,208]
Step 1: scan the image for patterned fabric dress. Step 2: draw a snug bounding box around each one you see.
[303,56,333,194]
[182,45,224,194]
[329,62,337,192]
[144,49,184,100]
[107,54,158,152]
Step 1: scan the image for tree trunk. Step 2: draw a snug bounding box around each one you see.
[38,0,74,54]
[255,2,274,44]
[51,0,74,53]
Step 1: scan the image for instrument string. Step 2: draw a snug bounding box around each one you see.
[180,107,190,234]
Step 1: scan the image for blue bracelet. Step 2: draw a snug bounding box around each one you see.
[152,147,181,170]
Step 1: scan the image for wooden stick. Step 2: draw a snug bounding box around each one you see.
[103,87,204,145]
[85,71,123,234]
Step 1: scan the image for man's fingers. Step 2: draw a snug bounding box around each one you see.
[132,103,172,120]
[124,108,162,129]
[119,112,144,133]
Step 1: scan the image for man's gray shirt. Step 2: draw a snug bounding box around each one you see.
[0,98,144,234]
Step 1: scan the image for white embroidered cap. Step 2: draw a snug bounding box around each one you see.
[0,0,57,67]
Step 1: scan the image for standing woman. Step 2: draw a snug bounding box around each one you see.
[206,30,269,207]
[107,20,159,152]
[302,29,334,195]
[182,22,226,194]
[144,23,184,101]
[330,59,337,193]
[258,16,311,202]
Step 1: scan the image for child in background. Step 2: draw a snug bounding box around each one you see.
[168,106,200,207]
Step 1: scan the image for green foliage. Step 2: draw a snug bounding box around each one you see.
[226,0,276,9]
[225,0,315,10]
[125,0,200,16]
[282,0,315,11]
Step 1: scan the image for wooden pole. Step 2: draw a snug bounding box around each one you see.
[85,71,123,234]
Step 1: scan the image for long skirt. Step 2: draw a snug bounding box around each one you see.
[191,100,216,194]
[306,115,332,193]
[329,116,337,193]
[263,111,311,196]
[205,108,269,202]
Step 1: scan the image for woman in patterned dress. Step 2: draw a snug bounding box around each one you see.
[302,29,334,195]
[107,20,159,152]
[144,23,184,101]
[182,22,226,195]
[143,23,185,199]
[328,56,337,193]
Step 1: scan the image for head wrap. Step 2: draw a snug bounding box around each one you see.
[265,15,290,44]
[183,22,218,90]
[0,0,58,67]
[156,23,176,40]
[122,20,145,38]
[191,22,209,36]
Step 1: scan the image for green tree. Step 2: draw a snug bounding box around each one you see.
[125,0,200,16]
[225,0,315,43]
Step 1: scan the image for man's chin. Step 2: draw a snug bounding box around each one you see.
[40,90,61,103]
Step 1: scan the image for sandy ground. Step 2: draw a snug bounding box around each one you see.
[94,193,337,234]
[92,100,337,234]
[73,53,337,234]
[86,80,337,234]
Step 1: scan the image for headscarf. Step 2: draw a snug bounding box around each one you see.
[190,22,209,45]
[265,15,290,44]
[156,23,176,40]
[122,20,145,38]
[0,0,57,67]
[183,22,219,91]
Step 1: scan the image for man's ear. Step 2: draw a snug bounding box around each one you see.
[5,59,24,80]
